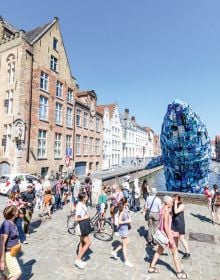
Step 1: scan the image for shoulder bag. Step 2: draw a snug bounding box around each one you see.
[75,205,93,236]
[145,196,156,221]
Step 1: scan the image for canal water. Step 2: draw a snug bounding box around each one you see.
[143,161,220,191]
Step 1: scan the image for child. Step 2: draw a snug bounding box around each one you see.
[111,197,133,267]
[97,186,108,231]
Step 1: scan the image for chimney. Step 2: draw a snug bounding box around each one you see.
[124,108,129,120]
[131,116,135,124]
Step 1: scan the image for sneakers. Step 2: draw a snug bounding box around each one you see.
[22,240,28,244]
[26,233,30,237]
[182,253,190,260]
[75,259,86,269]
[125,261,134,268]
[114,232,119,237]
[111,251,118,260]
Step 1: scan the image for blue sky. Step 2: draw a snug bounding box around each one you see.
[1,0,220,138]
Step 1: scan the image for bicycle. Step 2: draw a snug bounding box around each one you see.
[67,209,114,241]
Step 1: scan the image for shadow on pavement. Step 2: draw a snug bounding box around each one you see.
[190,213,212,223]
[30,219,42,233]
[145,247,176,275]
[137,226,148,242]
[18,252,36,280]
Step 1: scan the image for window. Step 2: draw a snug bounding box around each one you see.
[5,90,14,115]
[95,138,100,155]
[54,133,62,158]
[83,112,88,128]
[55,103,62,125]
[50,55,58,71]
[7,61,15,84]
[76,109,81,127]
[66,135,72,157]
[89,137,93,155]
[53,38,58,50]
[76,135,81,155]
[67,88,73,103]
[39,96,48,121]
[40,72,49,91]
[89,162,93,170]
[38,130,47,159]
[83,136,88,155]
[56,81,63,98]
[96,118,100,132]
[90,116,94,130]
[66,107,73,128]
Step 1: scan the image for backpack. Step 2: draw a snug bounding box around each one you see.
[214,192,220,207]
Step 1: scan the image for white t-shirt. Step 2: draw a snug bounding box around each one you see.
[75,202,87,218]
[145,195,162,213]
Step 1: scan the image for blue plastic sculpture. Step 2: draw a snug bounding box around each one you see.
[161,100,211,193]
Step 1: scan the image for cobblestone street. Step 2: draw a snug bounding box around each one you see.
[0,196,219,280]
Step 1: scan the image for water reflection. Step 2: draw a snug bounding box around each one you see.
[142,161,220,191]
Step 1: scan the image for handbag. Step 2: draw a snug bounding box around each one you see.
[8,243,21,257]
[145,196,156,221]
[79,219,93,236]
[153,229,169,248]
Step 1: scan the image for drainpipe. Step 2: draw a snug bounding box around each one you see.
[26,50,33,163]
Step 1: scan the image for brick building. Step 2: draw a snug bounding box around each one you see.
[74,91,103,175]
[0,16,77,176]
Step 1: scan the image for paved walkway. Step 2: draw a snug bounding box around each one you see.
[0,196,219,280]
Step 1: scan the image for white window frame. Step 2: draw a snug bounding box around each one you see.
[83,136,88,155]
[55,103,62,125]
[83,112,88,128]
[7,61,15,84]
[50,55,58,71]
[40,72,49,91]
[76,109,81,127]
[76,135,81,155]
[39,96,48,121]
[66,107,73,128]
[67,88,73,103]
[95,138,100,155]
[53,37,58,50]
[66,135,72,157]
[89,137,93,155]
[54,133,62,159]
[38,130,47,159]
[56,81,63,98]
[5,90,14,115]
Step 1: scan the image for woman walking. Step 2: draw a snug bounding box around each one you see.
[7,191,28,244]
[148,196,188,279]
[0,205,22,280]
[110,185,123,235]
[111,198,133,267]
[75,192,92,269]
[141,179,149,201]
[172,194,190,259]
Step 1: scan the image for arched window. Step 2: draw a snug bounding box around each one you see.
[6,54,15,84]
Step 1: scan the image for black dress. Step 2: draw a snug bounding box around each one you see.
[171,204,185,235]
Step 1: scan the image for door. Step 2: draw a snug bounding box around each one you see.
[75,162,86,176]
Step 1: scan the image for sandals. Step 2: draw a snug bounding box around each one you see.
[148,266,159,274]
[177,270,188,279]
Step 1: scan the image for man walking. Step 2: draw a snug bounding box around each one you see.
[143,187,162,245]
[21,185,36,236]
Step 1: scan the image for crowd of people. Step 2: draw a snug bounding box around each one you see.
[0,172,220,279]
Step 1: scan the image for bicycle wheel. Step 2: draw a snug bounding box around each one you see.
[94,219,114,241]
[67,214,76,235]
